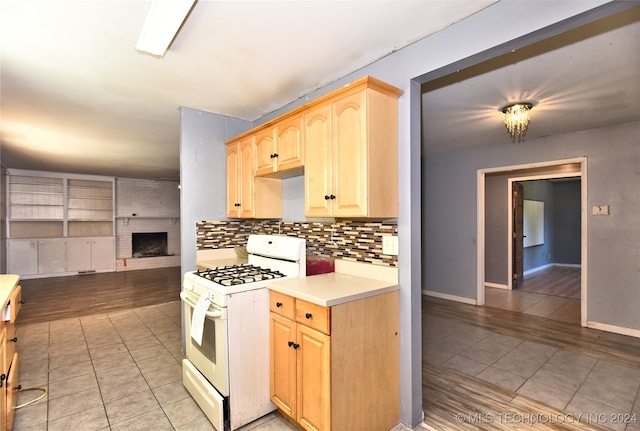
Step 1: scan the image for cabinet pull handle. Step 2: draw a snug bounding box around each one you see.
[9,337,17,343]
[305,313,312,319]
[276,302,282,307]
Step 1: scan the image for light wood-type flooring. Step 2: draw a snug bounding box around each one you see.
[17,266,182,325]
[519,266,581,299]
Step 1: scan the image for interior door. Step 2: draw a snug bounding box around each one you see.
[512,182,524,288]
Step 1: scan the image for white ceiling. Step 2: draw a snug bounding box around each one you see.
[421,4,640,155]
[1,1,638,180]
[0,0,495,179]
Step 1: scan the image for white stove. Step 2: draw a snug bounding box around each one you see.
[181,234,306,431]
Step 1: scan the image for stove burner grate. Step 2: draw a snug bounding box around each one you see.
[196,264,286,286]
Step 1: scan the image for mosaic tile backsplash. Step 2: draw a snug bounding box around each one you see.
[196,220,398,267]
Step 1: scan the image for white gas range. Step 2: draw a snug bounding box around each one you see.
[181,234,306,431]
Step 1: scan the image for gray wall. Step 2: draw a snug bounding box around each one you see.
[522,180,554,271]
[179,108,251,278]
[553,180,581,264]
[424,121,640,330]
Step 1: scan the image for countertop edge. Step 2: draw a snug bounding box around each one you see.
[267,273,399,307]
[0,274,20,308]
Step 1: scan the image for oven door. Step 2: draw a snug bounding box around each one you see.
[181,288,229,396]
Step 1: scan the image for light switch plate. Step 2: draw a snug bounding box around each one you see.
[382,236,399,256]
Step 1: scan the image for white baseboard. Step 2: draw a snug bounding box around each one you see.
[587,321,640,339]
[523,263,554,276]
[485,282,509,290]
[422,289,477,305]
[554,263,581,268]
[523,262,581,276]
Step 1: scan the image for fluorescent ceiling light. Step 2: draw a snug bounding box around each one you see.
[136,0,196,57]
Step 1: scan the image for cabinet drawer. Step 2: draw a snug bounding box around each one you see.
[2,284,22,323]
[295,299,330,335]
[270,291,295,319]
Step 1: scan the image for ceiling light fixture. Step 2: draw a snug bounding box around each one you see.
[501,102,533,143]
[136,0,196,57]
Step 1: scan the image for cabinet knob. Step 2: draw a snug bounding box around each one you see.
[0,374,5,388]
[330,195,336,200]
[305,313,312,319]
[19,299,25,305]
[292,343,299,349]
[276,302,282,307]
[288,341,294,347]
[324,195,330,200]
[9,337,17,343]
[14,385,21,391]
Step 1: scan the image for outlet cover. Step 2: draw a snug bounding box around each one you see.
[382,236,399,256]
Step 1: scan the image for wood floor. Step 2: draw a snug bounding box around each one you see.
[518,266,581,299]
[16,266,181,325]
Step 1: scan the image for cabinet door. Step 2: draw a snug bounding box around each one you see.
[66,237,92,271]
[304,105,333,218]
[5,353,18,431]
[254,128,277,176]
[0,336,5,431]
[270,313,297,419]
[296,324,330,431]
[226,143,240,218]
[238,138,255,218]
[332,90,367,217]
[7,240,38,276]
[276,115,304,172]
[91,237,115,270]
[38,238,66,274]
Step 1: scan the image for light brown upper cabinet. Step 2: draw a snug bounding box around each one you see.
[226,137,282,219]
[304,77,402,218]
[255,115,304,178]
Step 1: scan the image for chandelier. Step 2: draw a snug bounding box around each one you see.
[501,102,533,143]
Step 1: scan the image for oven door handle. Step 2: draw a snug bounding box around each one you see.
[180,291,225,320]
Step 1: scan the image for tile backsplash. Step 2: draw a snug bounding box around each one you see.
[196,220,398,267]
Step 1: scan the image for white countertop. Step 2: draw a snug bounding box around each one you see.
[0,274,20,307]
[267,271,398,307]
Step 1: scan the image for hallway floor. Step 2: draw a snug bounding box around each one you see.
[423,296,640,431]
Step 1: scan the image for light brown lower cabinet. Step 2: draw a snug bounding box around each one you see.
[270,290,399,431]
[1,283,22,431]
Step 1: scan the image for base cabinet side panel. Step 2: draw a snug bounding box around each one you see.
[330,292,400,430]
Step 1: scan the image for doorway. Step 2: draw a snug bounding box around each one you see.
[477,157,588,327]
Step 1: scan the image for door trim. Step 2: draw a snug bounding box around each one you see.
[477,157,588,327]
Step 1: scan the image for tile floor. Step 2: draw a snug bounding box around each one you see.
[13,301,299,431]
[485,286,581,324]
[15,300,423,431]
[423,312,640,431]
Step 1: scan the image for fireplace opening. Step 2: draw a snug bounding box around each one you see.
[132,232,168,258]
